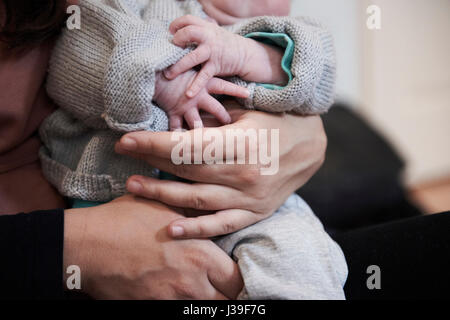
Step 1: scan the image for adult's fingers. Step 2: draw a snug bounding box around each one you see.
[116,130,262,181]
[117,131,183,158]
[203,288,228,300]
[117,115,256,162]
[164,46,211,80]
[115,111,264,164]
[117,150,237,184]
[203,242,244,299]
[117,127,231,159]
[126,176,245,211]
[168,209,263,239]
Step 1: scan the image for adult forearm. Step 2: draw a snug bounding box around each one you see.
[63,196,243,299]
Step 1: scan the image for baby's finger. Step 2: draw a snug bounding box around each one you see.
[184,108,203,129]
[164,46,211,80]
[187,62,216,98]
[199,95,231,125]
[169,115,183,131]
[169,14,208,35]
[172,25,207,48]
[208,78,250,99]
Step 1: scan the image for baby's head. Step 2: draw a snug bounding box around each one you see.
[240,0,291,17]
[199,0,291,25]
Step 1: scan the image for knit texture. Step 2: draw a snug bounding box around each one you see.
[227,16,336,114]
[217,194,347,300]
[41,0,336,201]
[41,0,206,201]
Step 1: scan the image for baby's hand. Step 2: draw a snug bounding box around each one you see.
[164,15,253,98]
[154,69,249,130]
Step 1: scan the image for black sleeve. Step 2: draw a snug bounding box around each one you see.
[0,209,65,299]
[333,211,450,300]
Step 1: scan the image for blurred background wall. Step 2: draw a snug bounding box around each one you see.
[291,0,450,213]
[291,0,362,106]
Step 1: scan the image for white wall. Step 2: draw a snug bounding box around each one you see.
[290,0,362,107]
[360,0,450,185]
[291,0,450,186]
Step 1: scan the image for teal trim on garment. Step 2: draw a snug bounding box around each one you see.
[72,199,104,208]
[244,32,294,90]
[159,171,178,181]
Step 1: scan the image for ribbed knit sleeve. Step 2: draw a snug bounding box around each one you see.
[46,0,205,132]
[227,16,336,115]
[101,19,184,132]
[41,0,209,202]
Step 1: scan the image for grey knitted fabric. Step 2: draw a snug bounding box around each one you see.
[41,0,336,201]
[216,194,347,300]
[228,16,336,114]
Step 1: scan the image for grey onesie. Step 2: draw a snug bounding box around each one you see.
[40,0,347,299]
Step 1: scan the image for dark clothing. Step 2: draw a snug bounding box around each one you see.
[335,212,450,299]
[0,208,449,299]
[0,209,64,299]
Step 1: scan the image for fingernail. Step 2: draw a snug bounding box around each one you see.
[127,180,142,193]
[244,89,250,97]
[186,90,194,98]
[121,137,137,151]
[171,225,184,237]
[163,69,172,79]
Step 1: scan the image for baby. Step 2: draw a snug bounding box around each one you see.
[40,0,347,299]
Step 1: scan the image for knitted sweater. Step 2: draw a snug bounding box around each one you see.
[40,0,336,201]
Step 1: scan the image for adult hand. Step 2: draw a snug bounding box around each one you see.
[115,102,327,239]
[64,194,243,299]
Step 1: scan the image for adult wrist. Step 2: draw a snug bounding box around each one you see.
[63,207,93,292]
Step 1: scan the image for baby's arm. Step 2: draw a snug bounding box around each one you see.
[228,16,336,115]
[164,15,287,96]
[166,15,336,115]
